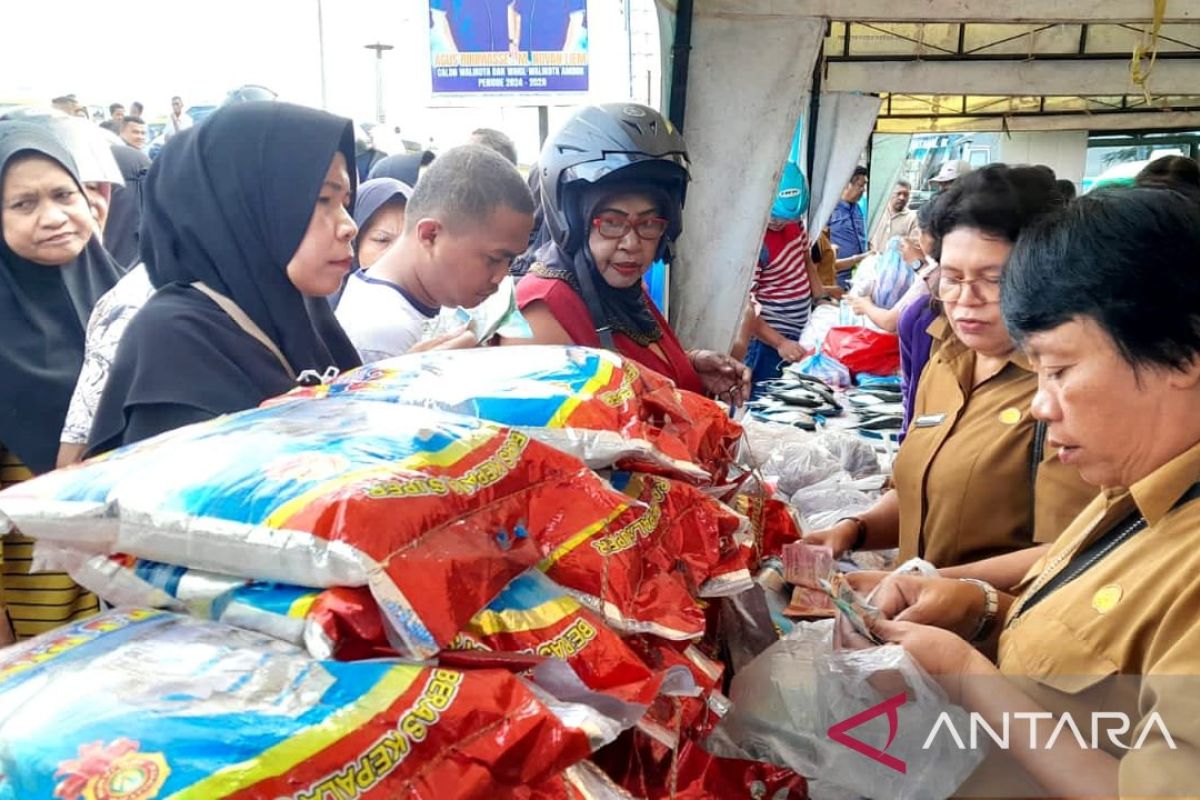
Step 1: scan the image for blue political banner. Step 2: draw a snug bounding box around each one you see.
[429,0,589,96]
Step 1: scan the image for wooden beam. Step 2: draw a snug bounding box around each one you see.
[693,0,1200,24]
[826,58,1200,95]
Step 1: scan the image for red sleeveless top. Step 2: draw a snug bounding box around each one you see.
[516,275,705,395]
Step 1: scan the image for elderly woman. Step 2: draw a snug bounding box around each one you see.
[808,165,1094,571]
[859,188,1200,797]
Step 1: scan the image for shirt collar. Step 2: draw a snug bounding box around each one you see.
[354,270,439,318]
[927,316,1032,385]
[1128,438,1200,526]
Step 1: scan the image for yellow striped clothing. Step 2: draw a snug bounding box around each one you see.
[1,446,100,640]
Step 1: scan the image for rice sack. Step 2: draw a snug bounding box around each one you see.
[0,609,617,800]
[0,400,632,659]
[278,346,738,483]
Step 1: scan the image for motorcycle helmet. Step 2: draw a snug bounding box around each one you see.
[537,103,689,261]
[771,161,809,223]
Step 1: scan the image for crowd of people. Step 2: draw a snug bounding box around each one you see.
[3,89,1200,795]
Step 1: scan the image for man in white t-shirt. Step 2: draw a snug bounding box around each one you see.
[164,96,193,141]
[335,144,534,363]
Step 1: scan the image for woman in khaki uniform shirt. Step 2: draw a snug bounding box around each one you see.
[857,188,1200,797]
[809,165,1094,568]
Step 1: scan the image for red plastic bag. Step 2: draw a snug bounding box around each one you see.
[821,326,900,376]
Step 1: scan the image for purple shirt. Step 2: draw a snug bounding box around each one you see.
[898,296,939,441]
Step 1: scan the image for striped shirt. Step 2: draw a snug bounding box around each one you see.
[752,222,813,342]
[1,445,100,641]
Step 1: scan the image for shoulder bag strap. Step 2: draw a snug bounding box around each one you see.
[190,281,296,381]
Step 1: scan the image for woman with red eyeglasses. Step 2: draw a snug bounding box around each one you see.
[505,103,749,400]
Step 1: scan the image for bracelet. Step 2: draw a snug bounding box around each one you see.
[835,516,868,551]
[960,578,999,643]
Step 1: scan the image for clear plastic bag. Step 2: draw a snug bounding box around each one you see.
[870,237,917,310]
[706,620,984,800]
[814,430,881,478]
[789,477,875,531]
[800,304,840,353]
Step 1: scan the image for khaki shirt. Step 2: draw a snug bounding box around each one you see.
[870,208,918,253]
[893,319,1094,567]
[996,438,1200,797]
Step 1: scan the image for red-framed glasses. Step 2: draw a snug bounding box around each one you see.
[591,212,669,241]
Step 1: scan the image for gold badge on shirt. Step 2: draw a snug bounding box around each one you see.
[999,407,1022,425]
[1092,584,1123,614]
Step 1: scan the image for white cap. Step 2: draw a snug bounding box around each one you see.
[932,159,972,184]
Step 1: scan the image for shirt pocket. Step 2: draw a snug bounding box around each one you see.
[1005,617,1119,695]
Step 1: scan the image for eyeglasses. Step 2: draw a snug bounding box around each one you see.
[592,212,669,241]
[935,273,1002,303]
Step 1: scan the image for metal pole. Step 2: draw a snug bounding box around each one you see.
[538,106,550,147]
[365,43,395,124]
[626,0,635,101]
[317,0,328,109]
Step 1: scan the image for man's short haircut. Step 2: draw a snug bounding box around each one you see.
[851,165,869,180]
[121,116,145,129]
[405,144,534,232]
[895,179,912,190]
[470,128,518,165]
[130,102,143,112]
[109,103,124,114]
[1004,188,1200,372]
[172,95,182,103]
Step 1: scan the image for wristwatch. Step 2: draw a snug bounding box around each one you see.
[960,578,999,643]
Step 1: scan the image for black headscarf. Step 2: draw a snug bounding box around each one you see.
[351,176,412,271]
[89,102,362,451]
[0,122,121,473]
[368,150,436,186]
[104,144,152,269]
[528,182,669,346]
[510,162,549,277]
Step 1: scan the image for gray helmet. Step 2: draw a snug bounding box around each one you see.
[537,103,690,257]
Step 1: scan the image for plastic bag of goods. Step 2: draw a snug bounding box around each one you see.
[705,619,984,800]
[869,236,916,309]
[800,302,840,353]
[0,609,626,800]
[0,399,634,659]
[821,326,900,377]
[795,351,852,389]
[275,345,741,483]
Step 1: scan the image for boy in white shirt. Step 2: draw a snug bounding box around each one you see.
[336,145,533,363]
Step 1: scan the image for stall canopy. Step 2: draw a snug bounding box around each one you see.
[662,0,1200,351]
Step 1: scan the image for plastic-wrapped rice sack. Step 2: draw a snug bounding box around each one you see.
[450,571,694,707]
[33,548,321,647]
[0,400,633,659]
[0,609,618,800]
[518,761,639,799]
[609,472,754,599]
[278,346,740,483]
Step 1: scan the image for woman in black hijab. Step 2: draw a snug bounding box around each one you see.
[88,102,362,454]
[0,122,121,641]
[0,123,122,474]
